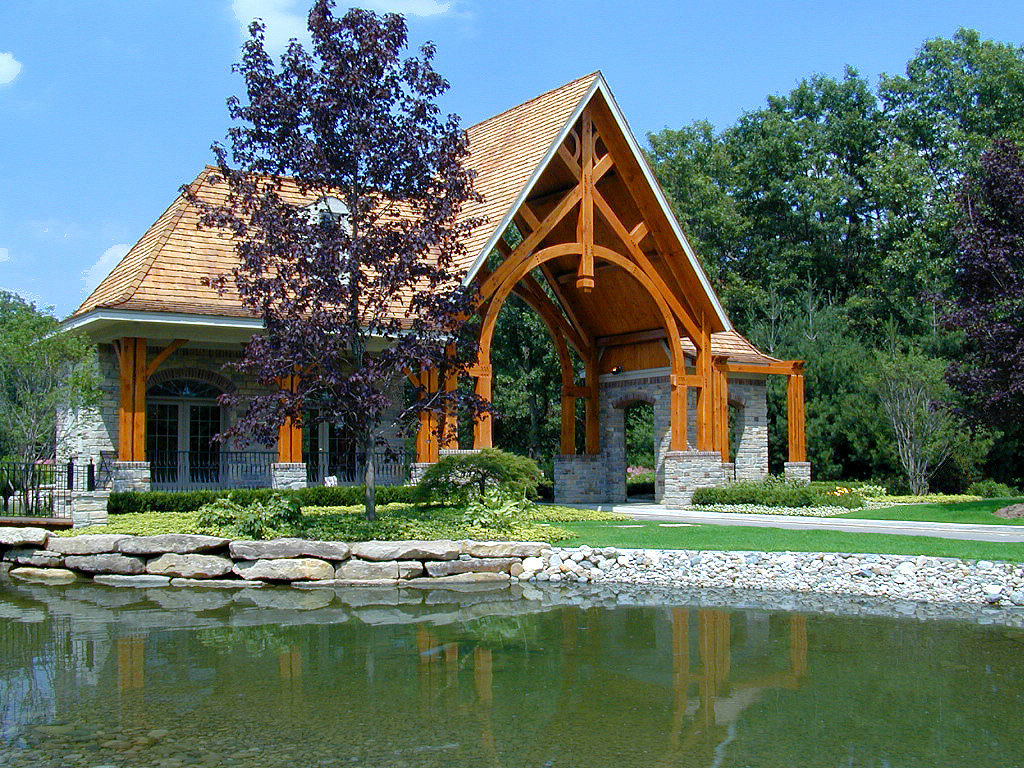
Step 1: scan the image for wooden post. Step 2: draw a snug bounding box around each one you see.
[670,374,688,451]
[712,357,730,462]
[585,352,600,454]
[576,109,595,292]
[788,370,807,462]
[277,375,303,463]
[696,321,713,451]
[443,368,458,450]
[561,388,576,455]
[117,337,148,462]
[473,366,493,450]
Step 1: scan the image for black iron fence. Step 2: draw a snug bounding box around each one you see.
[0,460,94,519]
[148,449,409,491]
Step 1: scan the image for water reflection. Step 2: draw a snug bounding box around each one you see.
[0,581,1022,767]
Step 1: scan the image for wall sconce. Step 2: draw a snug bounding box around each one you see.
[611,366,623,375]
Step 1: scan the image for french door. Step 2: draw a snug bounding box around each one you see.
[147,400,222,487]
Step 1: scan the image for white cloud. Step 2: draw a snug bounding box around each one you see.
[0,52,21,86]
[363,1,452,15]
[231,0,455,54]
[83,244,130,292]
[0,247,9,263]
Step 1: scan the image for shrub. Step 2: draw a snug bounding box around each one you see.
[627,471,656,497]
[462,488,536,533]
[967,479,1019,498]
[691,478,865,508]
[195,493,303,540]
[416,448,542,504]
[108,484,418,514]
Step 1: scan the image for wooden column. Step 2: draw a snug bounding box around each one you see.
[787,369,807,462]
[277,375,303,463]
[712,356,730,461]
[418,368,442,462]
[670,373,688,451]
[561,387,576,455]
[442,368,458,450]
[696,321,713,451]
[576,108,595,292]
[117,337,148,462]
[585,352,600,454]
[472,365,493,450]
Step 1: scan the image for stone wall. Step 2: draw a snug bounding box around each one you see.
[0,528,545,588]
[785,461,812,484]
[70,492,109,528]
[271,463,307,490]
[729,376,769,481]
[553,454,607,504]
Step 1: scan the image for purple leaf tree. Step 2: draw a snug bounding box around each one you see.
[189,1,485,519]
[947,138,1024,426]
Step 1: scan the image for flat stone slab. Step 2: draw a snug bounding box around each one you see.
[426,557,519,577]
[329,578,401,587]
[2,548,63,567]
[64,553,146,575]
[170,578,263,588]
[233,558,336,582]
[460,540,546,558]
[119,534,229,555]
[0,526,50,548]
[94,574,172,588]
[10,566,79,584]
[350,540,459,561]
[335,559,401,580]
[402,572,511,588]
[229,538,351,561]
[147,553,235,579]
[49,534,130,555]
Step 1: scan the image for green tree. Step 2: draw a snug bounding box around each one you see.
[0,291,99,462]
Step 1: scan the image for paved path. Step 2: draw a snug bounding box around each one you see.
[562,502,1024,544]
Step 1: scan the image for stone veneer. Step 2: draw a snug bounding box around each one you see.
[662,450,726,507]
[784,461,812,484]
[553,454,607,504]
[271,463,308,490]
[70,491,110,528]
[110,461,151,493]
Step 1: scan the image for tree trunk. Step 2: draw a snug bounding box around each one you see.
[363,434,377,522]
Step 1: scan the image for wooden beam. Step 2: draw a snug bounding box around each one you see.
[696,320,713,451]
[473,369,493,450]
[630,221,649,244]
[555,261,618,284]
[513,275,590,356]
[585,351,600,454]
[788,373,807,463]
[276,374,302,463]
[718,361,804,376]
[538,262,592,349]
[563,384,591,399]
[576,108,595,292]
[118,337,148,462]
[518,201,542,233]
[146,339,187,380]
[595,328,667,348]
[670,373,688,451]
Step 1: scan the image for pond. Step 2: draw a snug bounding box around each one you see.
[1,580,1022,768]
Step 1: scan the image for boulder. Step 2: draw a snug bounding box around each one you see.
[335,559,400,580]
[350,540,459,561]
[64,553,146,575]
[49,535,130,555]
[2,548,63,568]
[119,534,229,556]
[229,538,351,561]
[460,541,546,558]
[94,574,172,588]
[9,566,79,584]
[425,557,518,577]
[0,526,50,548]
[146,553,235,579]
[233,558,335,582]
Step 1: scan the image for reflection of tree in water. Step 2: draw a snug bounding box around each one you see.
[0,601,59,744]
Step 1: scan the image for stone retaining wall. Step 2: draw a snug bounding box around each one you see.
[0,527,544,588]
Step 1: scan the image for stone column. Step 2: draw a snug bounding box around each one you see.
[553,454,607,504]
[71,491,110,528]
[784,461,811,484]
[271,462,307,490]
[111,461,151,493]
[662,450,726,508]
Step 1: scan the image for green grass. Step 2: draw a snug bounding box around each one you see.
[839,498,1024,526]
[559,520,1024,563]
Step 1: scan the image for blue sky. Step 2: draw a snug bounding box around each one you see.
[1,0,1022,318]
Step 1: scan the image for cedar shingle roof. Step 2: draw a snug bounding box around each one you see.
[72,72,780,367]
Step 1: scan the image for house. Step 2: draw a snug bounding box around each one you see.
[60,72,808,506]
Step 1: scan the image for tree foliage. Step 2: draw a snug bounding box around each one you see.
[194,2,483,518]
[0,291,99,462]
[947,139,1024,426]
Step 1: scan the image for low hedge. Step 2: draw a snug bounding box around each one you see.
[108,484,419,515]
[627,472,656,497]
[692,481,865,509]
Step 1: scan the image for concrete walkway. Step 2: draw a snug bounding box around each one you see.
[562,502,1024,544]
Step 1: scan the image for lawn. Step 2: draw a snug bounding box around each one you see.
[559,520,1024,563]
[838,498,1024,526]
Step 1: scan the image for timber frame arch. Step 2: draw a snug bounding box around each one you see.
[413,77,809,502]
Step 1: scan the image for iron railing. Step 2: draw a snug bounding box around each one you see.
[148,449,410,490]
[306,449,409,486]
[0,460,94,519]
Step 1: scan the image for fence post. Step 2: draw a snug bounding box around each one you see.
[67,458,75,491]
[88,462,96,492]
